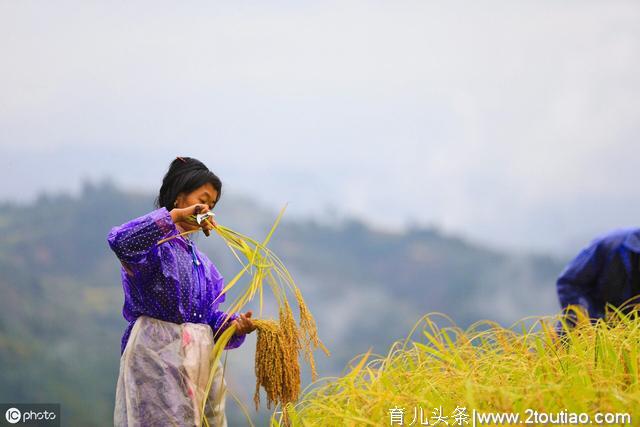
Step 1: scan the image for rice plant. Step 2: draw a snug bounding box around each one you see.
[277,304,640,426]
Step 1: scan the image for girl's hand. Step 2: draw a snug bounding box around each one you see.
[194,205,218,237]
[171,203,209,223]
[233,311,256,335]
[170,204,217,236]
[197,211,218,237]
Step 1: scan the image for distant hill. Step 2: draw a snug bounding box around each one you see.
[0,180,567,426]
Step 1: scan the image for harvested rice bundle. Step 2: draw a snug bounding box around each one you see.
[253,307,301,411]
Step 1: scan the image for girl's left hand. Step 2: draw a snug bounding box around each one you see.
[233,310,256,335]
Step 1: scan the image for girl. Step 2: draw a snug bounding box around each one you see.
[108,156,256,426]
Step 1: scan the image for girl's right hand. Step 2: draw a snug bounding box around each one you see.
[170,204,217,236]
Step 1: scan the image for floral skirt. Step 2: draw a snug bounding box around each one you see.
[114,315,228,427]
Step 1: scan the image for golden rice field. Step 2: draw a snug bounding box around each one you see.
[184,210,638,426]
[273,305,640,427]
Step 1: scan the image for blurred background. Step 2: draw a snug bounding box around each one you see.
[1,1,639,425]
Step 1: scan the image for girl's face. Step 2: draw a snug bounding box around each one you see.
[174,182,219,231]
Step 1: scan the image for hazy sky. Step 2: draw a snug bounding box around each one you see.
[2,0,639,254]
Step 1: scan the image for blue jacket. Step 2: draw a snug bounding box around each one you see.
[557,227,640,322]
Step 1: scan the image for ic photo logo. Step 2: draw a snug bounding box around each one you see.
[1,404,59,426]
[5,407,21,424]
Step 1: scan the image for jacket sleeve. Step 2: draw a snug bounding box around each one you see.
[210,310,246,350]
[556,238,604,322]
[107,207,178,274]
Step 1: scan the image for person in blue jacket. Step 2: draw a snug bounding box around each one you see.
[556,228,640,331]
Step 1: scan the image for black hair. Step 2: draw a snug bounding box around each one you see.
[155,156,222,211]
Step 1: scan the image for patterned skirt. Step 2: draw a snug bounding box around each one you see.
[114,315,228,427]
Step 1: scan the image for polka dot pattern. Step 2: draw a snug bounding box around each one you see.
[107,207,246,355]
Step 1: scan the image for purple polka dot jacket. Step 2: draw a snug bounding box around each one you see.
[107,207,246,355]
